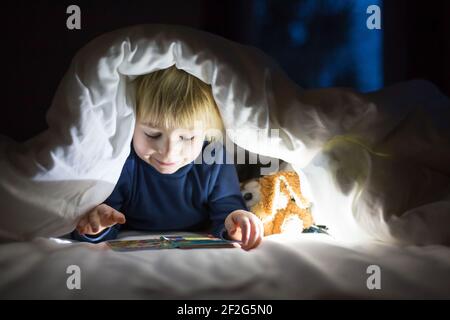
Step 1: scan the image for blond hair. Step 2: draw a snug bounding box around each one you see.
[133,66,224,141]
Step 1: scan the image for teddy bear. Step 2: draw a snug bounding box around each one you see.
[240,170,315,236]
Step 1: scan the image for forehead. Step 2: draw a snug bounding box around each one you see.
[138,109,207,129]
[139,122,203,132]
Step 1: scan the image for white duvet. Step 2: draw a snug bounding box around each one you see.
[1,232,449,299]
[0,24,449,298]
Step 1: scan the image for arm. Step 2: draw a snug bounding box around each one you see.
[207,161,264,250]
[207,162,248,237]
[71,220,121,243]
[71,164,131,243]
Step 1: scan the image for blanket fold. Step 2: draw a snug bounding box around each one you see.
[1,24,449,245]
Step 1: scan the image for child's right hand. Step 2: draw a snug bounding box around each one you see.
[76,204,126,235]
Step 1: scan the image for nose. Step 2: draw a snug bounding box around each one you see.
[158,138,179,161]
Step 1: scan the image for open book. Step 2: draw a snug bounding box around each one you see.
[107,234,240,251]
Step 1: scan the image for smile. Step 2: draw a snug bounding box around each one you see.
[154,159,178,166]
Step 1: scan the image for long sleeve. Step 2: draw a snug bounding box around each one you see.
[102,165,132,212]
[71,163,132,243]
[207,161,248,239]
[71,224,121,243]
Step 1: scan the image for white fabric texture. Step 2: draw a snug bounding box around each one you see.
[1,232,449,299]
[0,24,449,245]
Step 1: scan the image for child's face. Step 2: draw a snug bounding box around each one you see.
[133,121,206,174]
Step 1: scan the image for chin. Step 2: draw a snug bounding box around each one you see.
[157,167,179,174]
[153,162,184,174]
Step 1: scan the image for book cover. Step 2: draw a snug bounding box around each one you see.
[107,235,240,252]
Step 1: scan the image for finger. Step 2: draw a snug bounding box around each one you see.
[225,214,237,235]
[249,218,260,249]
[100,209,126,227]
[243,217,259,250]
[79,223,93,235]
[76,216,89,234]
[88,210,101,234]
[249,220,264,249]
[239,217,250,247]
[113,211,126,224]
[97,204,114,226]
[76,218,85,233]
[99,211,115,228]
[246,216,265,250]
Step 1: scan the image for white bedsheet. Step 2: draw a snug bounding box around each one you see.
[1,232,449,299]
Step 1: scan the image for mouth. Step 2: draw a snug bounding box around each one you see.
[154,159,178,166]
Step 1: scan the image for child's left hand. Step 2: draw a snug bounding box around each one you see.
[225,210,264,250]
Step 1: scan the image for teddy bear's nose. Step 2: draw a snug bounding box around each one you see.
[243,192,253,201]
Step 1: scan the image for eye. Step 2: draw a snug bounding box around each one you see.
[243,192,253,201]
[180,136,195,141]
[145,132,161,139]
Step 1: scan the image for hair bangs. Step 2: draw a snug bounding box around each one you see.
[134,66,224,139]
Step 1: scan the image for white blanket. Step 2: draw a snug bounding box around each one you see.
[0,24,449,246]
[1,232,449,299]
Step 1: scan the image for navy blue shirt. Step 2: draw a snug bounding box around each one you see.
[72,141,247,243]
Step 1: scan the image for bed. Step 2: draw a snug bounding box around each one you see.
[0,24,449,299]
[1,231,449,299]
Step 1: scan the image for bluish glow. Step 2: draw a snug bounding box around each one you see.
[296,0,317,18]
[344,0,383,91]
[253,0,267,19]
[288,21,308,45]
[250,0,383,92]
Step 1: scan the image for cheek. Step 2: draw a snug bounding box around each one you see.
[183,140,203,160]
[133,135,156,156]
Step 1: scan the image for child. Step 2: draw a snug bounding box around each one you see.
[72,66,264,250]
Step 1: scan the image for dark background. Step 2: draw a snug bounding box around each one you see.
[2,0,449,142]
